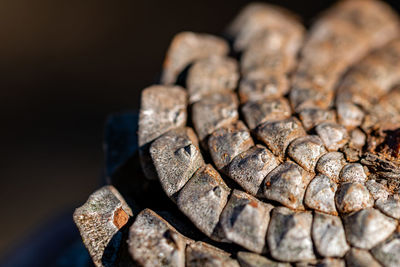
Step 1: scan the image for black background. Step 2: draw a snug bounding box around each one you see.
[1,0,399,260]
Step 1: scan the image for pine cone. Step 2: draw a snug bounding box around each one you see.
[74,1,400,266]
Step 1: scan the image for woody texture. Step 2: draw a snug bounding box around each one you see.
[74,1,400,266]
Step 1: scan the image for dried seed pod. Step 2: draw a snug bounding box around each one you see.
[313,258,345,267]
[375,194,400,219]
[187,56,239,103]
[333,0,400,47]
[227,145,279,197]
[239,23,303,75]
[290,87,335,113]
[335,182,374,213]
[345,248,382,267]
[73,186,133,267]
[371,231,400,267]
[192,91,239,142]
[380,86,400,113]
[336,76,378,112]
[339,163,368,183]
[267,207,315,262]
[361,153,400,192]
[238,69,289,103]
[227,3,304,52]
[76,1,400,266]
[360,41,400,93]
[208,121,254,171]
[304,174,338,215]
[311,212,349,258]
[138,85,188,180]
[231,3,304,121]
[264,161,313,210]
[256,117,306,159]
[315,122,349,152]
[337,102,365,130]
[299,108,337,131]
[316,152,346,181]
[186,241,239,267]
[150,127,204,198]
[349,128,367,149]
[337,40,400,127]
[366,179,390,200]
[366,86,400,130]
[220,190,273,253]
[291,0,399,112]
[287,135,327,172]
[128,209,187,267]
[177,164,231,239]
[242,98,292,129]
[343,208,397,249]
[240,39,290,75]
[138,85,188,147]
[161,32,229,85]
[237,251,290,267]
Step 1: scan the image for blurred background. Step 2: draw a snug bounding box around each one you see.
[1,0,399,265]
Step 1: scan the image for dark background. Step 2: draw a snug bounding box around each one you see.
[1,0,399,262]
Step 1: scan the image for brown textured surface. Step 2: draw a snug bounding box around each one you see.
[132,0,400,265]
[6,0,400,265]
[122,1,400,265]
